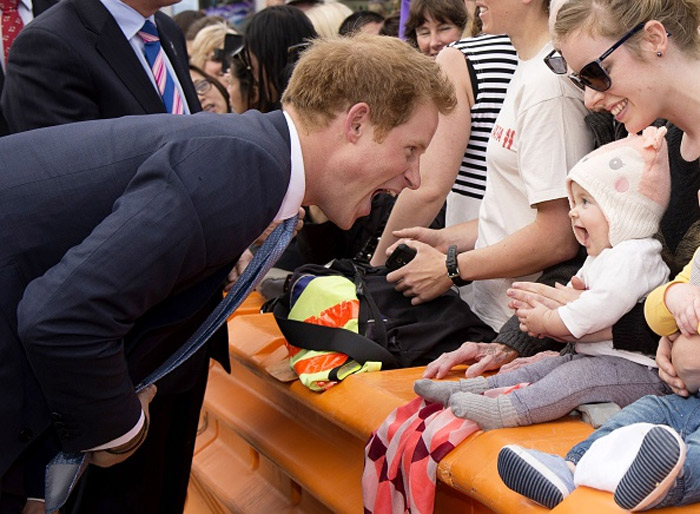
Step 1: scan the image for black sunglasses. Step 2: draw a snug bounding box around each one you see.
[287,41,311,63]
[544,22,649,92]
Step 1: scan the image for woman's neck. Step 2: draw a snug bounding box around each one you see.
[509,14,550,60]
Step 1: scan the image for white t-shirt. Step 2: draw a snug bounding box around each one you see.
[559,238,669,367]
[468,42,593,331]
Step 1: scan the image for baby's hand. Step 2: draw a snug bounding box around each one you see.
[665,283,700,336]
[515,299,550,338]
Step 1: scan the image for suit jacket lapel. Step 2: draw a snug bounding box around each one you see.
[72,0,165,113]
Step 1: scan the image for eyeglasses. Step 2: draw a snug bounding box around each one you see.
[194,78,213,95]
[544,22,647,92]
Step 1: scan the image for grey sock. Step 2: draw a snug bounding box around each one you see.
[414,377,489,405]
[448,392,521,430]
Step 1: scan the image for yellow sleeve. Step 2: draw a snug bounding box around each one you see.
[644,257,694,336]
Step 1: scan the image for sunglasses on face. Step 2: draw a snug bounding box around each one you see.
[544,22,649,92]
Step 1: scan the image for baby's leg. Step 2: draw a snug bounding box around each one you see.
[567,395,682,465]
[651,394,700,508]
[414,353,570,405]
[487,353,574,388]
[505,355,667,426]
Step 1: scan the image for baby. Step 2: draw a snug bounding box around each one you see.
[414,126,672,430]
[496,161,700,513]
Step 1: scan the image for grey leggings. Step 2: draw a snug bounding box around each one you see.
[487,353,672,425]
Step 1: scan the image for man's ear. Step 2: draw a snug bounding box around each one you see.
[343,102,371,143]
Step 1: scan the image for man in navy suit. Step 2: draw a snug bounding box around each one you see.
[0,0,57,135]
[0,0,200,133]
[0,35,456,513]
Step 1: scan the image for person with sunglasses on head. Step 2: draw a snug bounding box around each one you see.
[243,5,318,114]
[493,0,700,511]
[225,48,257,114]
[189,22,239,82]
[376,0,593,368]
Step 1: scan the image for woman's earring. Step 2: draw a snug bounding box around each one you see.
[657,51,663,57]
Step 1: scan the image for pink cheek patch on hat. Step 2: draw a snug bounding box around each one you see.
[614,176,630,193]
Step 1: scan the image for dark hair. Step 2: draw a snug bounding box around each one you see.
[189,64,231,113]
[403,0,468,49]
[243,5,318,113]
[185,15,228,41]
[338,10,385,35]
[228,53,256,112]
[379,13,400,37]
[174,10,206,38]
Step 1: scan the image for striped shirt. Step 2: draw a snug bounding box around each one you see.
[448,34,518,201]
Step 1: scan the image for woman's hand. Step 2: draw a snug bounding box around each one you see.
[390,226,449,253]
[422,341,518,379]
[507,277,585,310]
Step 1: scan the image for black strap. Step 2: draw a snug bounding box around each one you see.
[351,262,389,349]
[272,300,399,368]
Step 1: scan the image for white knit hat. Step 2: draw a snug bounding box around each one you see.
[566,126,670,247]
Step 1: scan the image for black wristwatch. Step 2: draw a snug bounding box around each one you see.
[446,245,471,287]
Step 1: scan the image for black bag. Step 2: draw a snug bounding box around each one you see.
[265,259,496,370]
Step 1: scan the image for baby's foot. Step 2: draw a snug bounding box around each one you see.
[413,377,488,405]
[498,445,575,509]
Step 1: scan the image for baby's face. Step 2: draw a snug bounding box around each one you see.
[568,182,611,256]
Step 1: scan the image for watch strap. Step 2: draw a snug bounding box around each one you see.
[446,245,470,287]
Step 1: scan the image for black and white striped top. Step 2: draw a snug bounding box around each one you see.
[448,34,518,200]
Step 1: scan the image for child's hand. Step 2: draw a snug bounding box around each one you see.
[664,283,700,336]
[514,299,550,338]
[656,333,689,396]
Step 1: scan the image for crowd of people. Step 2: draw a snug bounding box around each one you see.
[0,0,699,512]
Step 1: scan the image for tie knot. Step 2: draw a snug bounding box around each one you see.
[138,20,159,43]
[0,0,19,11]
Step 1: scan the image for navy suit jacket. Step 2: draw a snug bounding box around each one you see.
[0,0,58,135]
[0,0,200,133]
[0,110,291,479]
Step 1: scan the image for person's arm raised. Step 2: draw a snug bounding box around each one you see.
[371,47,475,265]
[391,198,578,304]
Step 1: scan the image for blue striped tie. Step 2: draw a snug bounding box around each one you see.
[44,215,299,513]
[138,20,184,114]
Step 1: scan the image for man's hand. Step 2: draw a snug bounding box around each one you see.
[224,249,254,292]
[22,500,44,514]
[656,333,689,396]
[224,208,305,292]
[422,341,518,379]
[385,240,452,305]
[88,385,157,468]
